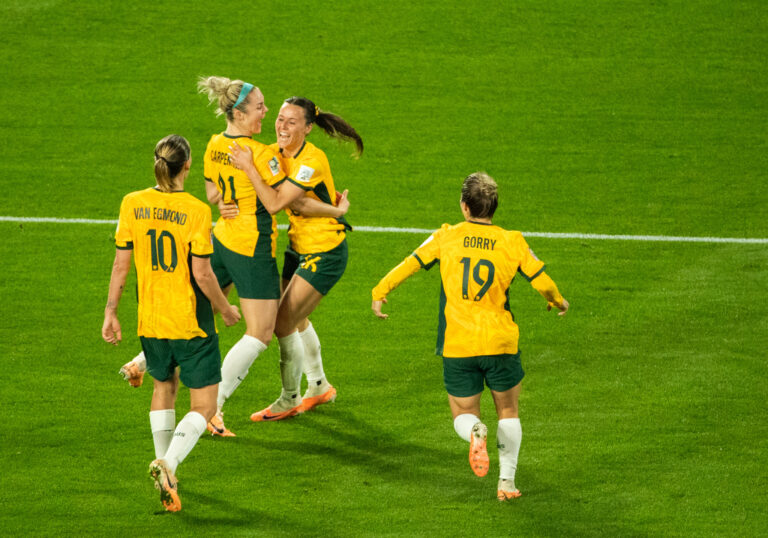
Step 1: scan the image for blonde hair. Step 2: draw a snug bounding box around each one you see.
[197,76,255,121]
[154,135,190,192]
[461,172,498,219]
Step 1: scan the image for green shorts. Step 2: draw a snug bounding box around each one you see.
[281,244,301,282]
[140,334,222,389]
[286,239,348,296]
[212,234,281,300]
[442,353,524,397]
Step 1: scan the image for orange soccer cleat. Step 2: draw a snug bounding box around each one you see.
[497,479,522,501]
[119,360,145,388]
[207,411,236,437]
[297,383,337,413]
[469,422,489,477]
[149,459,181,512]
[250,396,303,422]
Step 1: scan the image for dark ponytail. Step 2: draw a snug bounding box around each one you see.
[284,96,364,156]
[154,135,190,192]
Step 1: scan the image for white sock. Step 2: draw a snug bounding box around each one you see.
[299,322,325,384]
[453,413,481,443]
[497,418,522,485]
[278,331,304,400]
[134,351,146,371]
[149,409,175,459]
[163,411,207,474]
[217,335,268,410]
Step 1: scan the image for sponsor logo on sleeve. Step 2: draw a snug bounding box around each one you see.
[295,165,315,183]
[268,157,280,176]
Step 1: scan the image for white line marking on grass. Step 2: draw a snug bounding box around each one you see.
[2,216,767,244]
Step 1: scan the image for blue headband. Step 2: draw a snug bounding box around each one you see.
[232,83,254,110]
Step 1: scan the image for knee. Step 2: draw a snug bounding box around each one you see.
[274,312,294,338]
[245,327,273,343]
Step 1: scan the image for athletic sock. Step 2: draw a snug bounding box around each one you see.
[217,335,268,410]
[497,418,522,487]
[453,413,481,443]
[149,409,175,459]
[278,331,304,401]
[163,411,207,474]
[299,322,325,384]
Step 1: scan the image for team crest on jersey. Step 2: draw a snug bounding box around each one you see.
[268,157,280,176]
[295,165,315,183]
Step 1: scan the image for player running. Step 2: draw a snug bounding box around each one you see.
[371,172,569,501]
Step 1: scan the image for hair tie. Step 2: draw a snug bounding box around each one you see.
[232,82,254,110]
[314,105,319,117]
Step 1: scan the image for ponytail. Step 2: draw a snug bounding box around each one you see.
[154,135,190,192]
[198,76,255,121]
[284,96,364,156]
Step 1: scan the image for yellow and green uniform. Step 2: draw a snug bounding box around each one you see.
[271,141,349,255]
[114,187,216,340]
[204,134,284,258]
[372,220,564,358]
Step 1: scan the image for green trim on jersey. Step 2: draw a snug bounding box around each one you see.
[313,182,332,204]
[413,253,438,271]
[187,253,216,336]
[436,282,447,356]
[518,264,546,282]
[254,199,273,256]
[285,176,312,191]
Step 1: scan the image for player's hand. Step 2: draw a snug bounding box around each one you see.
[102,313,122,345]
[228,142,256,173]
[218,199,239,219]
[372,298,388,319]
[336,189,350,215]
[547,298,570,317]
[221,304,241,326]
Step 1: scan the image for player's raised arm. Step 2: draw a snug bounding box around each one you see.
[371,255,423,319]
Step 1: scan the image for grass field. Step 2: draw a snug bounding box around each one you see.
[1,1,766,536]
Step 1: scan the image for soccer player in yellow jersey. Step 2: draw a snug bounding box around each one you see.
[229,96,363,421]
[193,77,348,435]
[371,172,569,502]
[102,135,241,512]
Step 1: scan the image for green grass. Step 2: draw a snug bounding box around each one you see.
[1,1,767,536]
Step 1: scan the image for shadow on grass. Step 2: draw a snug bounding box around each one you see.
[178,490,319,535]
[233,405,469,489]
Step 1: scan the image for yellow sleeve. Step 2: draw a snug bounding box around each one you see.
[203,138,215,182]
[254,146,285,186]
[189,205,214,257]
[372,255,422,301]
[114,196,134,249]
[530,271,565,307]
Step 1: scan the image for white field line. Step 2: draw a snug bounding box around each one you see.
[2,216,767,244]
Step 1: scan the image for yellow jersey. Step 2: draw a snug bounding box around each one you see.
[204,134,285,257]
[271,141,349,254]
[402,221,546,358]
[114,187,215,340]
